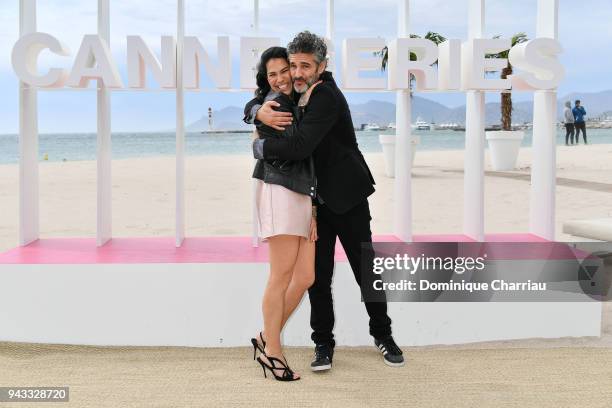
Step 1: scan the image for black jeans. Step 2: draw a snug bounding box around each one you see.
[565,123,575,144]
[308,199,392,347]
[575,122,587,144]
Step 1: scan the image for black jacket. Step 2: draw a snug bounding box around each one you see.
[245,71,375,214]
[251,92,317,197]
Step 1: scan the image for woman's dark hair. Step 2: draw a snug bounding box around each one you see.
[255,46,289,99]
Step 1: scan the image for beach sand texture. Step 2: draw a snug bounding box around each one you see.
[0,341,611,408]
[1,144,611,252]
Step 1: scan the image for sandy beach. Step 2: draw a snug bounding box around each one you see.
[1,143,611,253]
[0,340,610,408]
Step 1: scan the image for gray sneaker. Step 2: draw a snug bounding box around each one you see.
[374,336,405,367]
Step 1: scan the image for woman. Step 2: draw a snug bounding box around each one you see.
[249,46,319,381]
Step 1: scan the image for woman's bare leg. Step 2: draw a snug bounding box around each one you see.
[281,237,315,327]
[261,234,301,378]
[257,237,315,343]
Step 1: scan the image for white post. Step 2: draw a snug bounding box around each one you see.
[175,0,185,247]
[393,0,412,242]
[463,0,485,242]
[19,0,39,246]
[96,0,112,246]
[325,0,335,73]
[530,0,558,240]
[253,0,259,32]
[536,0,559,40]
[326,0,334,37]
[251,0,260,247]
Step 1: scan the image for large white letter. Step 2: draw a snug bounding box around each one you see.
[127,35,176,89]
[509,38,564,90]
[461,38,511,90]
[11,32,70,88]
[387,38,438,91]
[341,38,386,89]
[183,36,231,89]
[66,35,123,88]
[239,37,281,89]
[324,38,335,73]
[437,39,461,90]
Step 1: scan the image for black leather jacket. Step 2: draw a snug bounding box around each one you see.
[251,92,317,198]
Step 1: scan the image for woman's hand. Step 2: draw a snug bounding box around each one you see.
[309,216,318,242]
[298,80,323,107]
[256,101,292,130]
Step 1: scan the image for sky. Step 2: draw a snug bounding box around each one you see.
[0,0,611,134]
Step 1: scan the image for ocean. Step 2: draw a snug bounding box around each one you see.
[0,128,610,165]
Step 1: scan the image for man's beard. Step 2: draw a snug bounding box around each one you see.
[293,75,318,93]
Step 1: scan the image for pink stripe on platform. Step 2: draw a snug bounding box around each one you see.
[483,233,550,242]
[0,233,550,264]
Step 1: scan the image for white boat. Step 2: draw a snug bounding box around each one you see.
[434,122,461,130]
[412,117,431,130]
[599,117,612,128]
[363,122,382,131]
[387,122,396,129]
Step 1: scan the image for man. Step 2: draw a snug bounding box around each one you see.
[244,31,404,370]
[563,101,575,145]
[573,99,587,144]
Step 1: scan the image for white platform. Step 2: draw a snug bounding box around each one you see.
[0,261,601,347]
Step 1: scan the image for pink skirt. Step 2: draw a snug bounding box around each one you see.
[254,179,312,240]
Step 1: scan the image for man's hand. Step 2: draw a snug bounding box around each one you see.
[256,100,293,131]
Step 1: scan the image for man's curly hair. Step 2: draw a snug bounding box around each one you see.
[286,31,327,64]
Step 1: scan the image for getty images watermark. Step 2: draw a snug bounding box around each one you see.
[360,242,612,302]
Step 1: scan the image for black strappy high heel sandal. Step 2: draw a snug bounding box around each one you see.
[256,354,300,381]
[250,331,266,360]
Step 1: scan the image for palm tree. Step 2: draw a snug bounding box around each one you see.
[488,33,528,130]
[374,31,447,92]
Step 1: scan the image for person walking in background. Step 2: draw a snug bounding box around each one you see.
[573,99,587,144]
[563,101,575,145]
